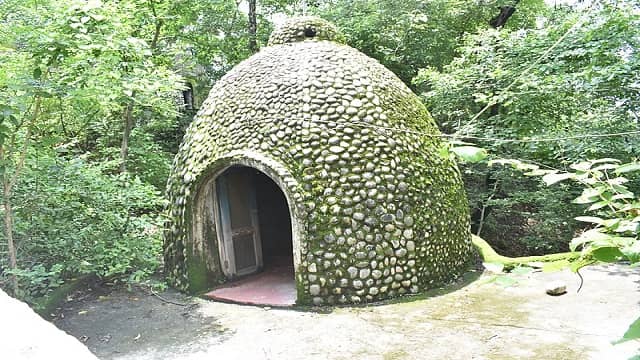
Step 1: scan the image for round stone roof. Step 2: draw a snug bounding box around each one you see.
[268,16,344,45]
[164,17,474,305]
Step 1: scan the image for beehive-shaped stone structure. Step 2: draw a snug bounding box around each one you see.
[164,16,474,305]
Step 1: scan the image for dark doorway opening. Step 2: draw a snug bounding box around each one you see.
[255,170,293,268]
[207,166,296,306]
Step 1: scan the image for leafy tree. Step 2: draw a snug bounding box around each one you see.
[163,0,292,86]
[0,0,182,296]
[415,2,640,255]
[315,0,546,88]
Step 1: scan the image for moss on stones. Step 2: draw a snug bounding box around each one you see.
[472,235,580,270]
[164,16,475,304]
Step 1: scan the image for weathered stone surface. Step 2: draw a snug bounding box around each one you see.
[268,17,344,46]
[545,281,567,296]
[164,16,474,305]
[310,284,321,296]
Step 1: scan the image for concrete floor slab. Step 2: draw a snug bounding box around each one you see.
[54,264,640,360]
[205,260,296,307]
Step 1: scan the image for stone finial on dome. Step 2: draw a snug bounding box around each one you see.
[267,16,345,46]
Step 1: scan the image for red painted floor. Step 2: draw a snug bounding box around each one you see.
[205,258,296,307]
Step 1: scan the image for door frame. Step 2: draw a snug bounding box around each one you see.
[190,152,303,290]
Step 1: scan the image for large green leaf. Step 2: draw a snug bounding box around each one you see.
[451,146,488,163]
[588,200,610,211]
[570,229,611,251]
[570,258,595,272]
[573,188,604,204]
[591,246,624,262]
[613,316,640,344]
[542,172,574,185]
[574,216,604,224]
[615,162,640,174]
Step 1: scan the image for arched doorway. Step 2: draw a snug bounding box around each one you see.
[207,165,296,306]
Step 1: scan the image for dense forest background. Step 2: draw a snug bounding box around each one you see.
[0,0,638,304]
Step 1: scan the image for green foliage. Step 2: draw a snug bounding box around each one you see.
[616,317,640,345]
[448,144,488,163]
[3,153,165,300]
[127,130,173,189]
[415,3,639,163]
[0,0,186,300]
[491,158,640,266]
[493,157,640,343]
[416,2,639,255]
[316,0,546,87]
[4,265,64,304]
[462,161,582,255]
[164,0,293,84]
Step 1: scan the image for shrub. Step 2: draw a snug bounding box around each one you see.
[1,153,166,303]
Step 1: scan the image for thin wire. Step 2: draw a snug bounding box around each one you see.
[247,117,640,144]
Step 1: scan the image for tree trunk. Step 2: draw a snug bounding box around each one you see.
[489,1,520,28]
[476,180,499,237]
[149,0,163,51]
[120,101,134,173]
[0,96,39,293]
[3,181,17,292]
[248,0,258,53]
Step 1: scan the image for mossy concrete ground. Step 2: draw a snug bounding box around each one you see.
[53,264,640,359]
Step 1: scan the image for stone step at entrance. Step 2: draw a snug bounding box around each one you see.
[205,257,296,307]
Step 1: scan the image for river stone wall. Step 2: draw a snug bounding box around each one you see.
[164,17,474,305]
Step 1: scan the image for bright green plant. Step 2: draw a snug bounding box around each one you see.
[316,0,546,88]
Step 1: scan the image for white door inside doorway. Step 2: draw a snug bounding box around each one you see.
[216,167,263,277]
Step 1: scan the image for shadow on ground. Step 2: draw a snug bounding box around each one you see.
[53,284,229,359]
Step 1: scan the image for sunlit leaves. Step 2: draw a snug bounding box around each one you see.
[316,0,545,88]
[616,162,640,174]
[541,172,574,185]
[0,0,184,299]
[614,317,640,344]
[492,156,640,281]
[451,145,488,163]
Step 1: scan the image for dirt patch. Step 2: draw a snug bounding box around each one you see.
[53,284,228,359]
[53,265,640,359]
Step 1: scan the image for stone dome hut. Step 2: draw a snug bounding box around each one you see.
[164,17,474,305]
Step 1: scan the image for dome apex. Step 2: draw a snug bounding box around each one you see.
[268,16,345,46]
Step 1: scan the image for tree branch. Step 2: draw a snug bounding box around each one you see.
[149,0,163,51]
[476,179,500,237]
[8,96,40,194]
